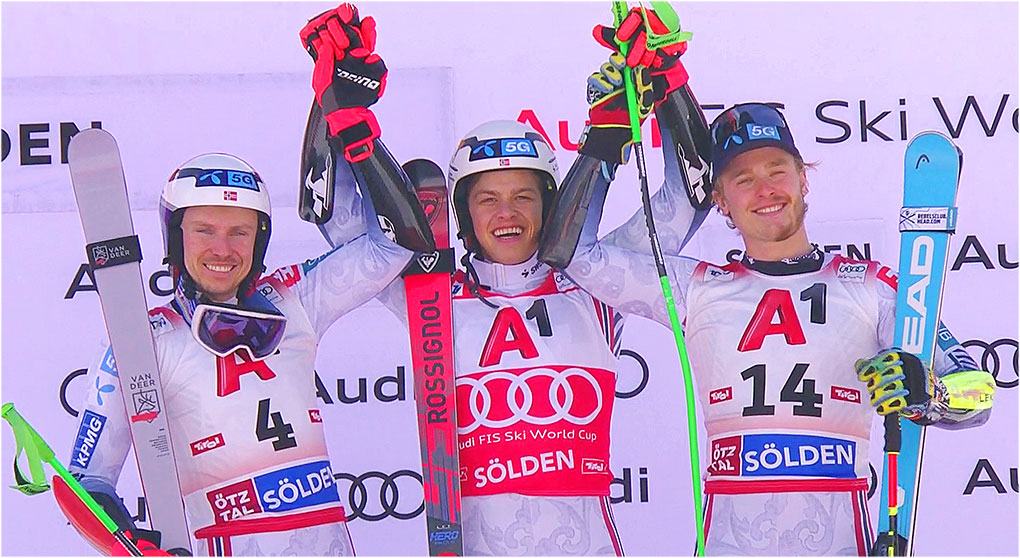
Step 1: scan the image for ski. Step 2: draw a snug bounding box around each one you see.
[876,131,962,556]
[68,129,193,554]
[298,101,335,225]
[401,158,463,556]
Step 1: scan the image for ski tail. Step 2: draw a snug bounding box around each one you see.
[401,159,464,556]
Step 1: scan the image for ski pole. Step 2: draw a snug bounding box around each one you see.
[2,402,146,556]
[884,414,900,557]
[610,2,704,555]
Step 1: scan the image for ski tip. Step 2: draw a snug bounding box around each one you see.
[68,128,119,160]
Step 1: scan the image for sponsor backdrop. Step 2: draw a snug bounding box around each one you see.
[2,2,1017,556]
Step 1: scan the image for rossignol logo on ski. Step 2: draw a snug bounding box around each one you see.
[902,236,935,354]
[899,206,958,232]
[418,252,440,273]
[336,68,380,90]
[87,235,142,269]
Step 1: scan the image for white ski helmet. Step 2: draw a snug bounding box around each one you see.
[159,153,272,294]
[448,120,559,251]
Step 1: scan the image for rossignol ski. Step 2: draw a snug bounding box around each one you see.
[68,129,193,554]
[401,158,463,556]
[876,131,963,556]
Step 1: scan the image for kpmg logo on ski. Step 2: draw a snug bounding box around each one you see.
[87,235,142,270]
[899,206,958,232]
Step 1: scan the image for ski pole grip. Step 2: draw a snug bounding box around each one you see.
[2,403,55,462]
[883,413,901,453]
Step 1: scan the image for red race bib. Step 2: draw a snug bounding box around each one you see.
[456,365,615,496]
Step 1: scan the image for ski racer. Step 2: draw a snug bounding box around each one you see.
[67,145,433,554]
[538,12,997,555]
[297,4,712,555]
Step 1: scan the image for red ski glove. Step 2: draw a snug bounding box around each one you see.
[579,53,657,165]
[300,3,387,162]
[593,7,690,106]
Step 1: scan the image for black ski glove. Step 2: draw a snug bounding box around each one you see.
[300,3,387,163]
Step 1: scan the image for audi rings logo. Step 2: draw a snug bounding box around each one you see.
[334,469,424,521]
[458,368,603,435]
[963,338,1018,389]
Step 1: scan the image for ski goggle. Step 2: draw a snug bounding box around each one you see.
[191,303,287,361]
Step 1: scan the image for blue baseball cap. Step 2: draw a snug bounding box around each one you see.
[709,103,801,182]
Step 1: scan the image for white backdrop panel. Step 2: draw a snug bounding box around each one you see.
[2,2,1017,556]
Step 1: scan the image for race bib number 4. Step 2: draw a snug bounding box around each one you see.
[456,365,615,496]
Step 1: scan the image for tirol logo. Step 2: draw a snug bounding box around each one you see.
[72,410,107,469]
[709,386,732,404]
[710,434,857,478]
[581,457,608,474]
[837,262,868,283]
[468,138,538,161]
[190,433,225,456]
[831,386,861,403]
[253,460,340,514]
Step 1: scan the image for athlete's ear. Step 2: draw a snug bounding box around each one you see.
[712,188,729,216]
[800,171,809,197]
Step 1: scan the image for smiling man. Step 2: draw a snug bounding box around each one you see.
[301,2,718,553]
[68,150,432,555]
[542,100,997,556]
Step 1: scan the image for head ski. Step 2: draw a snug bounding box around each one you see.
[876,131,963,556]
